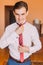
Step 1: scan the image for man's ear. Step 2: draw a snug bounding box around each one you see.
[13,11,15,15]
[26,11,29,16]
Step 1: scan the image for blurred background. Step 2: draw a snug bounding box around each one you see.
[0,0,43,65]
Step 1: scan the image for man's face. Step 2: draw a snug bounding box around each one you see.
[13,7,28,24]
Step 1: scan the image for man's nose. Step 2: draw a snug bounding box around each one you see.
[19,15,22,20]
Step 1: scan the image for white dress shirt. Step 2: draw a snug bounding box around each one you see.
[0,22,42,60]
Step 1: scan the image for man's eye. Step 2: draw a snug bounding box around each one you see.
[22,14,24,15]
[16,14,19,15]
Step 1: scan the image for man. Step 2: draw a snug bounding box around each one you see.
[0,1,42,65]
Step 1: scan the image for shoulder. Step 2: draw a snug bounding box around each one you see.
[5,23,17,31]
[26,22,39,38]
[28,22,39,35]
[6,23,16,29]
[26,22,37,30]
[26,22,38,35]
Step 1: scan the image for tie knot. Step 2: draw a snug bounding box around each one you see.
[19,24,22,26]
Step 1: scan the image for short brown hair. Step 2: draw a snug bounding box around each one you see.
[13,1,28,12]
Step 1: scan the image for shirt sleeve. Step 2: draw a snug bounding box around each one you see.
[0,26,18,49]
[29,26,42,54]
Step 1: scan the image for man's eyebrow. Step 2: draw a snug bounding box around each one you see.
[21,13,25,15]
[15,13,19,15]
[15,12,25,15]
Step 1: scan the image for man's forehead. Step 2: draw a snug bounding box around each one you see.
[14,7,26,14]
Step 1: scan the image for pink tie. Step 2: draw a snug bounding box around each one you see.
[17,23,26,62]
[19,33,24,62]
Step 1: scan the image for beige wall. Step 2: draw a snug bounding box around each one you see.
[0,0,43,36]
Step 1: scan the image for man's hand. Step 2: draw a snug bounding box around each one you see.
[15,25,24,34]
[18,45,29,53]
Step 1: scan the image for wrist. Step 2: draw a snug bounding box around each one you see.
[24,47,29,53]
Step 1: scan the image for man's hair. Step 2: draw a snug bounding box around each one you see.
[13,1,28,12]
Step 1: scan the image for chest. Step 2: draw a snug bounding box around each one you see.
[8,29,32,47]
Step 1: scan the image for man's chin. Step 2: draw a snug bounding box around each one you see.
[16,22,23,24]
[16,20,25,24]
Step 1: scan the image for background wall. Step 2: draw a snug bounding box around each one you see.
[0,0,43,36]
